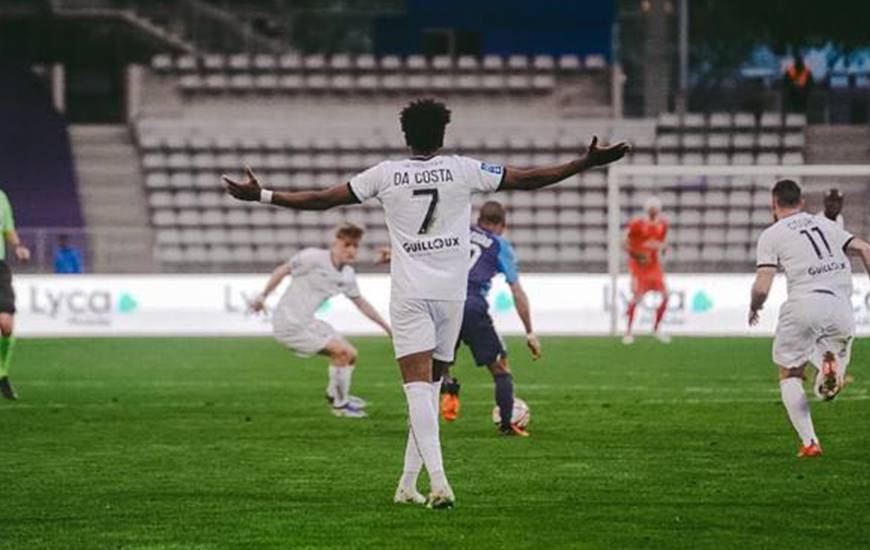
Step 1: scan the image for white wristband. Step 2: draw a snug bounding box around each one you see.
[259,189,274,204]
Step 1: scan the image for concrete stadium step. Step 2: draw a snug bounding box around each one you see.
[70,124,154,273]
[806,125,870,163]
[803,125,870,240]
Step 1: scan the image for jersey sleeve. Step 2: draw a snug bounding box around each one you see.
[344,270,362,299]
[827,219,854,252]
[495,236,520,284]
[348,162,385,202]
[755,229,778,268]
[0,191,15,232]
[456,156,505,194]
[288,248,317,275]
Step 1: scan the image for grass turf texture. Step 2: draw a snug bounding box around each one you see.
[2,336,869,549]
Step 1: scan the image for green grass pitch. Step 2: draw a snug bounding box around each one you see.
[2,336,869,549]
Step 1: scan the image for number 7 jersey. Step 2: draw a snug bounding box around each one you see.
[756,212,855,301]
[349,155,504,301]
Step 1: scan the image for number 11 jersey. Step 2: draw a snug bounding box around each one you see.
[349,155,504,301]
[756,211,855,301]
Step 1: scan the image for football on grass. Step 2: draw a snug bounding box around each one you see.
[492,398,530,428]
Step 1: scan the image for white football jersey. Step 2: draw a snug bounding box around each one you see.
[349,155,504,301]
[756,212,854,301]
[815,211,845,228]
[274,248,360,326]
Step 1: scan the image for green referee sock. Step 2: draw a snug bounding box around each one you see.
[0,336,15,378]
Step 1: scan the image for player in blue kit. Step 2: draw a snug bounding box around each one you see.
[441,201,541,436]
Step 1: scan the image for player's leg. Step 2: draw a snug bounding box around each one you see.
[623,284,644,345]
[0,313,16,400]
[810,296,854,401]
[0,261,17,400]
[779,365,821,457]
[652,277,670,343]
[391,299,453,508]
[319,336,364,410]
[773,305,820,456]
[439,303,476,422]
[424,300,465,506]
[487,357,529,437]
[398,353,450,504]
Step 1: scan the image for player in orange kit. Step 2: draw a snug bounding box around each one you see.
[623,196,670,344]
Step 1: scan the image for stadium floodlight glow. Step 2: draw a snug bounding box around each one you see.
[606,164,870,335]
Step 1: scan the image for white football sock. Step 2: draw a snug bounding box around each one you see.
[431,377,443,414]
[403,381,449,493]
[329,365,353,406]
[327,365,340,400]
[400,428,423,491]
[780,378,818,447]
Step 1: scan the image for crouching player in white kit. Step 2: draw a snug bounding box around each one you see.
[250,223,392,418]
[749,179,870,457]
[225,98,629,508]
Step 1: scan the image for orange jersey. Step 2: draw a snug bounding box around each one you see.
[626,216,668,273]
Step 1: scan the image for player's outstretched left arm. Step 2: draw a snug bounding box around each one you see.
[499,136,630,192]
[509,281,541,360]
[748,267,776,326]
[846,236,870,283]
[351,296,392,338]
[224,167,358,211]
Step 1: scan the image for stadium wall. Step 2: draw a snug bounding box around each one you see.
[13,274,870,338]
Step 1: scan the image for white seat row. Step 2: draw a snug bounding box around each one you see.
[153,53,605,74]
[176,73,556,95]
[655,133,804,149]
[138,133,628,153]
[658,112,806,130]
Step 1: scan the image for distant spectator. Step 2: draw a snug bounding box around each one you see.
[783,55,814,113]
[53,234,83,274]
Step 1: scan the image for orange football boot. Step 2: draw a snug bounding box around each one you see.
[440,393,460,422]
[797,441,823,458]
[500,423,531,437]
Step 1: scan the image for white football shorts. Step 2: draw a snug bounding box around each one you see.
[773,293,855,372]
[390,298,464,361]
[273,317,337,357]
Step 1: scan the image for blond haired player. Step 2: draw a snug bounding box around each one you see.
[749,179,870,457]
[225,98,629,508]
[250,223,391,418]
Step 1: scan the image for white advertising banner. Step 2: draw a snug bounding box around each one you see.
[11,274,870,337]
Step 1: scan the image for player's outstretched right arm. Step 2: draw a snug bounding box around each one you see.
[224,167,358,211]
[846,236,870,283]
[251,262,292,313]
[499,136,630,192]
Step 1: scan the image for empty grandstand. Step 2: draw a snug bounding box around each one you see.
[1,0,867,275]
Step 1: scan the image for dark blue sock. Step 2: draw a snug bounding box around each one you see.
[494,372,514,429]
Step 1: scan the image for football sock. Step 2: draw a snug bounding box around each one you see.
[327,365,340,400]
[626,301,637,334]
[329,365,353,406]
[653,295,669,331]
[0,336,14,378]
[403,381,449,493]
[780,378,818,447]
[430,377,443,413]
[494,372,515,429]
[400,428,423,491]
